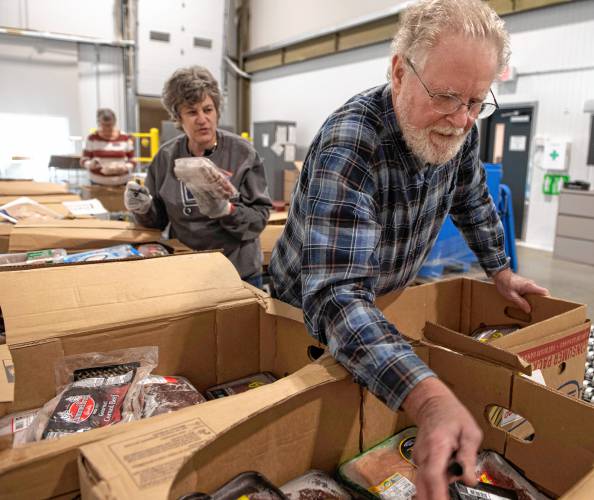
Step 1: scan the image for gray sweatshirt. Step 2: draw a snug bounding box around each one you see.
[134,129,272,279]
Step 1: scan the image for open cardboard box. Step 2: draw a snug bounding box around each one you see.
[377,277,590,397]
[260,224,284,266]
[0,181,70,197]
[7,219,163,252]
[81,184,126,213]
[77,347,594,499]
[0,253,317,499]
[0,224,11,253]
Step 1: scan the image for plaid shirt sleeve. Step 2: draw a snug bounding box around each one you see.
[301,143,435,412]
[449,128,510,276]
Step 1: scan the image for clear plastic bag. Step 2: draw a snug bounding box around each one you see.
[19,346,158,444]
[139,375,206,418]
[477,451,550,500]
[0,408,39,448]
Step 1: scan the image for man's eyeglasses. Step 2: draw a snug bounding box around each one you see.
[405,58,498,120]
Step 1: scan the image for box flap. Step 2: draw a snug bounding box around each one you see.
[0,181,69,196]
[0,344,14,402]
[0,253,256,345]
[78,357,349,500]
[424,322,532,375]
[561,468,594,499]
[8,219,161,252]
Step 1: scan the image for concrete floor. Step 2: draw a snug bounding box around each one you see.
[515,244,594,317]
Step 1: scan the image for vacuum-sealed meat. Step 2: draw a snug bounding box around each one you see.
[179,471,287,500]
[205,372,277,400]
[136,243,170,257]
[476,451,550,500]
[450,481,519,499]
[471,324,521,343]
[0,248,67,267]
[281,470,351,499]
[139,375,206,418]
[338,427,417,499]
[20,347,157,443]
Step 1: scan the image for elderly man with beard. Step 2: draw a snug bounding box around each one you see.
[269,0,548,498]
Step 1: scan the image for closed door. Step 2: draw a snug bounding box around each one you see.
[482,106,534,240]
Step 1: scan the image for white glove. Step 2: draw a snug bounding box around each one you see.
[124,181,152,214]
[174,157,237,201]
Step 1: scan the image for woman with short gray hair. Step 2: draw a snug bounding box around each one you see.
[125,66,272,286]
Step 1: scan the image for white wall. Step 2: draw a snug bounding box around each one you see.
[0,0,119,39]
[250,0,594,251]
[0,0,126,180]
[249,0,407,50]
[499,1,594,250]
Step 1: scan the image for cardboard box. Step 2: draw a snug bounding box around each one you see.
[81,184,126,212]
[0,252,315,499]
[267,211,288,225]
[78,349,594,500]
[0,181,70,196]
[7,219,162,252]
[0,224,10,253]
[377,277,590,397]
[260,224,284,266]
[0,194,81,206]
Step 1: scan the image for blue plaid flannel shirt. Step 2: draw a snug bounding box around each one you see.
[269,84,509,411]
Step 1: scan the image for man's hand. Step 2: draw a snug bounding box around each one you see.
[492,268,549,314]
[83,158,102,173]
[124,181,152,214]
[403,377,482,500]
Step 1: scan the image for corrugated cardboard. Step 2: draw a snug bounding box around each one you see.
[377,277,589,395]
[267,212,288,225]
[78,349,594,500]
[8,219,162,252]
[260,224,284,266]
[0,194,81,206]
[0,181,70,196]
[81,184,126,212]
[0,223,11,253]
[0,252,317,499]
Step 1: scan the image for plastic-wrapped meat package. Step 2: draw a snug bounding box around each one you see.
[19,347,157,443]
[139,375,206,418]
[63,244,141,263]
[0,248,67,267]
[135,243,170,258]
[205,372,277,400]
[450,481,519,499]
[179,471,287,500]
[476,451,550,500]
[0,408,39,447]
[338,427,417,499]
[281,470,351,499]
[471,324,521,343]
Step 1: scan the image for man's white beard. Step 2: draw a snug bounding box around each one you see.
[395,96,469,166]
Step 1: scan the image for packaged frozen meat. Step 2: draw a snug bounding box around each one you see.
[0,408,39,446]
[0,197,63,223]
[471,324,521,343]
[63,244,141,263]
[139,375,206,418]
[0,248,67,267]
[179,471,287,500]
[281,469,351,499]
[338,427,417,499]
[20,347,157,443]
[136,243,170,257]
[476,451,550,500]
[450,481,519,499]
[205,372,278,400]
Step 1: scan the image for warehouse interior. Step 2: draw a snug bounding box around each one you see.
[1,0,594,498]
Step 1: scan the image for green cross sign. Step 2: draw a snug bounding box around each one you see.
[550,150,559,161]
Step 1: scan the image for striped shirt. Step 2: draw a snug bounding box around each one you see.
[269,84,509,411]
[82,131,135,185]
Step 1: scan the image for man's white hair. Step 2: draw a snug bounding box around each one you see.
[390,0,511,76]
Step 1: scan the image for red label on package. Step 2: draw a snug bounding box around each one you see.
[518,328,589,369]
[67,395,95,423]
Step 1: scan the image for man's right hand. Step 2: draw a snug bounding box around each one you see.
[124,181,152,214]
[402,377,483,499]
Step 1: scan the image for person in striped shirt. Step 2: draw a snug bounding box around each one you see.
[80,108,135,186]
